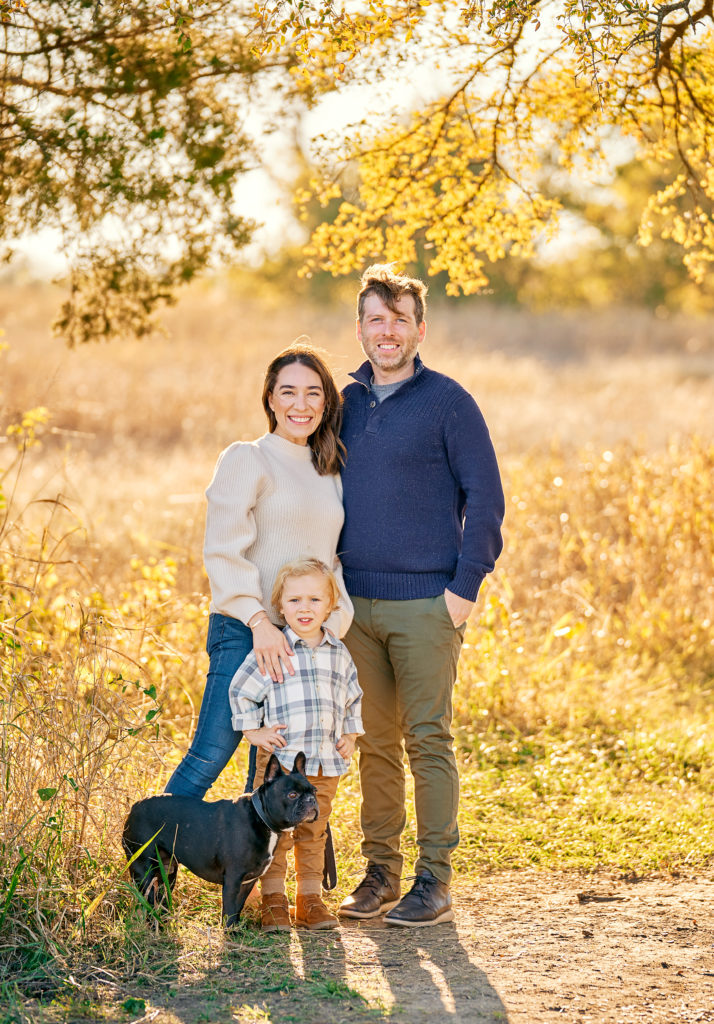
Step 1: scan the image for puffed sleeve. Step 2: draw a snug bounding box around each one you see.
[202,442,272,625]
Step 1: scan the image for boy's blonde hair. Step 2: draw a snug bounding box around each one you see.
[270,558,340,619]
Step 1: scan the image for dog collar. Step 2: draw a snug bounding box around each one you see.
[250,790,285,834]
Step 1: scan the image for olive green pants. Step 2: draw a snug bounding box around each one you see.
[344,595,466,885]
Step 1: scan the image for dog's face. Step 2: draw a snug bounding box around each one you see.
[262,751,319,828]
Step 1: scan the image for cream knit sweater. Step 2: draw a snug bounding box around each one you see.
[203,432,353,637]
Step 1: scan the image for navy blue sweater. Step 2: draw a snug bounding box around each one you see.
[339,356,505,603]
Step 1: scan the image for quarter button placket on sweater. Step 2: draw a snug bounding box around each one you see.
[365,398,380,434]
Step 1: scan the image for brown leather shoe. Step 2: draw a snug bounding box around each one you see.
[260,892,291,933]
[295,894,338,930]
[384,870,454,927]
[338,863,401,919]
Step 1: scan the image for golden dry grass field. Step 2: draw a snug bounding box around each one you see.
[1,279,713,1023]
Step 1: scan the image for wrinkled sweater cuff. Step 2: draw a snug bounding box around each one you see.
[449,565,487,603]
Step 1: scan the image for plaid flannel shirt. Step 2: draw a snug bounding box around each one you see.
[228,626,363,777]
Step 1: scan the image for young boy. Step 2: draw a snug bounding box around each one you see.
[228,557,363,931]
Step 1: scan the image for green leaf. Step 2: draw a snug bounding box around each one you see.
[0,631,21,650]
[38,788,57,801]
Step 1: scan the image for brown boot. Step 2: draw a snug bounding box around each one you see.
[339,863,401,919]
[260,892,291,933]
[295,893,338,930]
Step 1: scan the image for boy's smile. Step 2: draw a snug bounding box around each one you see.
[279,571,334,647]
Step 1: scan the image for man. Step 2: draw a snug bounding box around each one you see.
[337,264,504,927]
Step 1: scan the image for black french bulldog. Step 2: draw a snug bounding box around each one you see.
[122,751,318,928]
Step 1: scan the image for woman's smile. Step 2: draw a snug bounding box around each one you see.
[268,364,325,445]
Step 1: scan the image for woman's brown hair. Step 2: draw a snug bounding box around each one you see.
[262,342,345,476]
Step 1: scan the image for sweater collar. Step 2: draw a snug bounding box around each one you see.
[260,431,314,461]
[349,352,425,390]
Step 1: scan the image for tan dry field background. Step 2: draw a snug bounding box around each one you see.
[3,280,713,550]
[1,280,714,1024]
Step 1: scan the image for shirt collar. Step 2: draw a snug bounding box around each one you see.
[349,352,425,389]
[283,624,339,648]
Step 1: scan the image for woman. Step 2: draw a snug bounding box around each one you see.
[166,344,352,798]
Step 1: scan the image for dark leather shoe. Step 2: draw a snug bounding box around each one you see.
[339,863,401,919]
[384,870,454,927]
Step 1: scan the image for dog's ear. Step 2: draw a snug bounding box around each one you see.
[265,753,283,782]
[292,751,307,777]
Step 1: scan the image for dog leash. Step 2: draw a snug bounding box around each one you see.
[322,819,337,891]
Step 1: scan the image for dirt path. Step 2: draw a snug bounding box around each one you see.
[329,871,714,1023]
[115,871,714,1024]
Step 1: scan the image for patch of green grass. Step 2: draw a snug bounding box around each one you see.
[0,983,25,1024]
[454,728,714,873]
[120,997,145,1015]
[326,717,714,880]
[306,971,367,1002]
[48,994,105,1021]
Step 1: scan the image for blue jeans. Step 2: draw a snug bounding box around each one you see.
[165,613,257,797]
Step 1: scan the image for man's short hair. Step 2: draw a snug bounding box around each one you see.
[271,558,340,619]
[357,264,428,326]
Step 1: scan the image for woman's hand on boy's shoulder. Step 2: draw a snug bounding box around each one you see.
[250,619,295,682]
